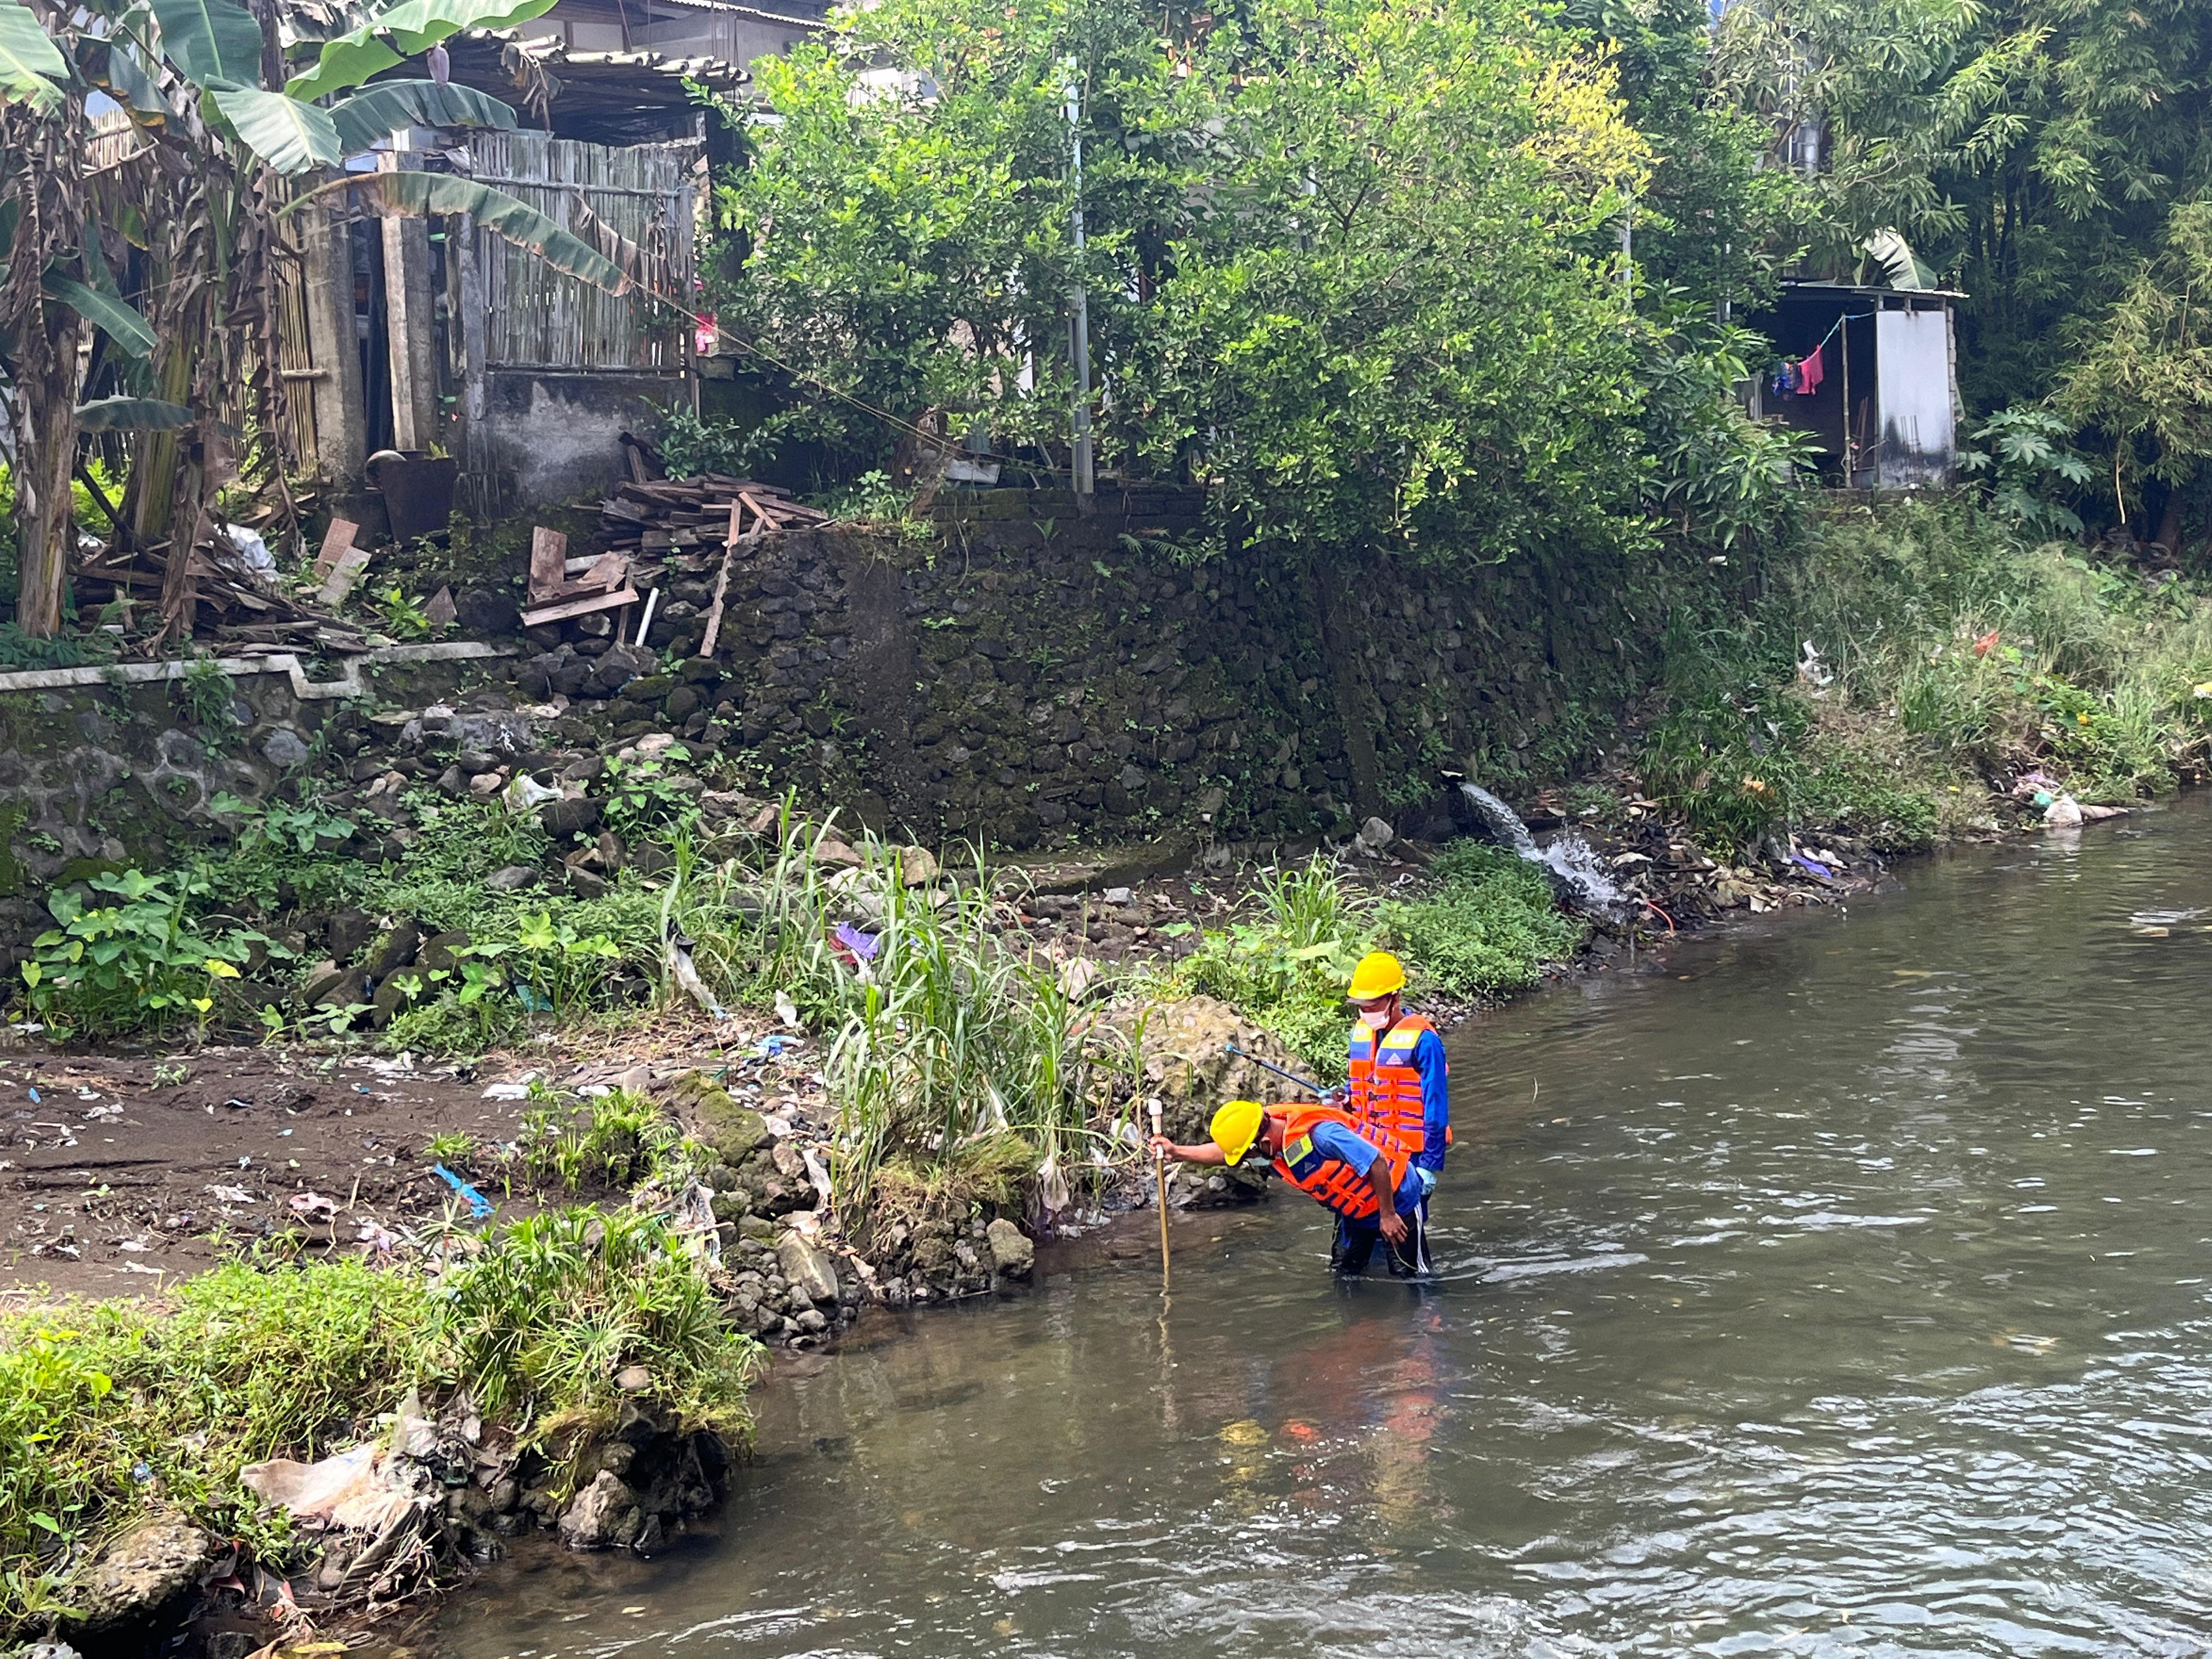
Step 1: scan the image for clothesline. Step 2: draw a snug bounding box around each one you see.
[1769,309,1878,399]
[1804,309,1877,353]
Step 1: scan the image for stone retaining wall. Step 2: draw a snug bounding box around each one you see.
[0,488,1660,940]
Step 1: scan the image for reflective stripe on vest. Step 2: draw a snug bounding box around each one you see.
[1346,1014,1445,1161]
[1270,1104,1409,1221]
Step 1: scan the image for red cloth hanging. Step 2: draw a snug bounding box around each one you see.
[1797,344,1826,395]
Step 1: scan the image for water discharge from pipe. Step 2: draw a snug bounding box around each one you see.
[1456,782,1629,918]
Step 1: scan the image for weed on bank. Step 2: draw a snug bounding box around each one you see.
[0,1201,760,1635]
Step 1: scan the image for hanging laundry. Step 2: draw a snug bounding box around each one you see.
[1770,360,1797,398]
[1797,344,1826,395]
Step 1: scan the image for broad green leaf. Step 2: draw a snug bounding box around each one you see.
[328,77,515,151]
[354,170,628,294]
[0,3,65,111]
[81,35,165,116]
[285,0,558,99]
[283,31,396,101]
[42,273,157,356]
[212,83,341,172]
[149,0,263,89]
[75,394,195,430]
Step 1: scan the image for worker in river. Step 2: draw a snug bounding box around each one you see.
[1335,950,1451,1246]
[1150,1098,1434,1277]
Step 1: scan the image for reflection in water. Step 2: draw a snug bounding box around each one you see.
[443,803,2212,1657]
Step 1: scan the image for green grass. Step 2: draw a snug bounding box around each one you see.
[662,810,1137,1221]
[1155,856,1373,1077]
[0,1211,760,1635]
[1377,842,1587,998]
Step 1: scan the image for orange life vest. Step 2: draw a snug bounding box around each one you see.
[1269,1104,1410,1221]
[1346,1013,1447,1162]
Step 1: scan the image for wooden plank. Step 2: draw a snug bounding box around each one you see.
[317,545,373,607]
[528,526,569,600]
[314,518,359,579]
[520,584,640,627]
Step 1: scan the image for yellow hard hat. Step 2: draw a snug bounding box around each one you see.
[1347,950,1406,1000]
[1209,1099,1265,1166]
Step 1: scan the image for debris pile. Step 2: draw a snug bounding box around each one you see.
[71,531,371,651]
[514,477,827,650]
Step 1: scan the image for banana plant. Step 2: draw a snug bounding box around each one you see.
[0,0,629,639]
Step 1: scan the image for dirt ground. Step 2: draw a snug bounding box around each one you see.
[0,1025,828,1307]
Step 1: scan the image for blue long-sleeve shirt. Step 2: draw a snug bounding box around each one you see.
[1290,1119,1425,1215]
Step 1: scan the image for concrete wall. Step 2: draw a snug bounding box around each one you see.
[1875,306,1957,489]
[474,371,687,514]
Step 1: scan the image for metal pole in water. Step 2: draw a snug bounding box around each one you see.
[1151,1099,1170,1292]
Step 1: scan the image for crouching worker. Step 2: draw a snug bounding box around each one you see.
[1150,1099,1432,1278]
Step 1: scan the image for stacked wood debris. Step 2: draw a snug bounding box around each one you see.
[535,476,828,653]
[589,476,827,566]
[72,535,371,651]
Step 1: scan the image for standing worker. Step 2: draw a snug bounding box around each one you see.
[1340,950,1450,1221]
[1150,1099,1432,1277]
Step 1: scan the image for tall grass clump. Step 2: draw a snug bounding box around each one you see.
[1,1218,760,1633]
[432,1207,760,1445]
[1,1259,433,1629]
[1162,856,1374,1075]
[666,806,1133,1222]
[1646,498,2212,854]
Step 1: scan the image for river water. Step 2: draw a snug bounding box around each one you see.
[443,805,2212,1657]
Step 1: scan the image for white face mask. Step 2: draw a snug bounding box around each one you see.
[1358,1007,1391,1030]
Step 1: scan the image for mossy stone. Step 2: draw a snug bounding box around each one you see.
[666,1069,771,1164]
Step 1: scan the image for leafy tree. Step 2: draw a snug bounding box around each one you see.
[2057,200,2212,552]
[1714,0,2212,417]
[713,0,1801,565]
[1124,0,1654,559]
[712,0,1176,470]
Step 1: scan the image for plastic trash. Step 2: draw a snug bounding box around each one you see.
[753,1034,797,1059]
[432,1162,493,1220]
[502,773,561,812]
[222,523,278,579]
[2044,793,2084,827]
[668,944,728,1022]
[833,921,880,961]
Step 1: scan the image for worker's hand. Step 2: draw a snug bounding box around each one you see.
[1148,1134,1179,1160]
[1378,1209,1408,1245]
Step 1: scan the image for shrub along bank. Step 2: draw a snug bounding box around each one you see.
[1,1171,764,1641]
[1645,499,2212,858]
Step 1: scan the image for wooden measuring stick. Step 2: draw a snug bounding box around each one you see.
[1153,1111,1172,1290]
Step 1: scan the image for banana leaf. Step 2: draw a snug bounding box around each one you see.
[329,76,514,151]
[43,273,157,356]
[0,2,67,111]
[75,394,195,430]
[285,0,558,99]
[149,0,263,91]
[213,83,342,171]
[353,169,628,294]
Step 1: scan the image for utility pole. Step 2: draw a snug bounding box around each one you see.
[1065,66,1094,498]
